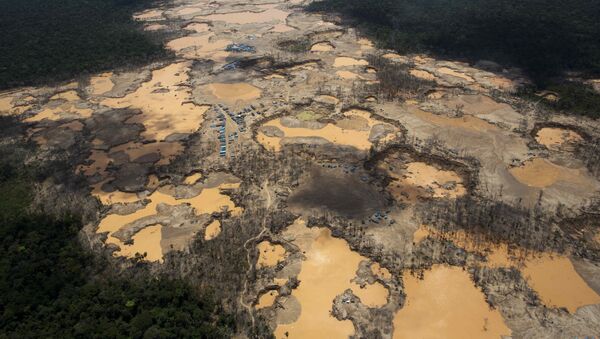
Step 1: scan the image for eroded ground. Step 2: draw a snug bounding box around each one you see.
[3,0,600,337]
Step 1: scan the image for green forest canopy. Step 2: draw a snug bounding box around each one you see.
[308,0,600,84]
[0,117,234,338]
[0,0,169,90]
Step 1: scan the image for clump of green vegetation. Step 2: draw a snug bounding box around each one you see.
[307,0,600,84]
[0,118,234,338]
[0,0,170,90]
[296,110,323,121]
[517,81,600,119]
[545,82,600,119]
[277,38,312,53]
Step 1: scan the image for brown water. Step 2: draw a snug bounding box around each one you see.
[0,94,31,116]
[393,265,511,339]
[256,241,286,268]
[91,179,140,205]
[336,70,361,80]
[77,150,112,177]
[314,95,339,105]
[522,253,600,313]
[115,224,163,262]
[409,105,498,132]
[199,5,289,25]
[110,141,184,166]
[204,220,222,240]
[97,182,241,261]
[333,57,369,67]
[381,161,466,202]
[184,22,210,33]
[184,172,203,185]
[257,117,373,152]
[535,127,582,150]
[270,23,295,32]
[89,73,114,96]
[436,67,474,82]
[202,83,262,103]
[412,225,600,312]
[310,42,335,52]
[409,69,437,81]
[257,290,279,309]
[371,262,392,280]
[166,34,231,61]
[508,158,581,188]
[274,219,389,338]
[102,62,210,141]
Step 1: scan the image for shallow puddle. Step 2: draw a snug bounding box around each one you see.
[184,172,203,185]
[336,70,361,80]
[257,116,374,152]
[77,150,112,177]
[409,69,436,81]
[509,158,580,188]
[199,5,289,25]
[204,220,222,240]
[333,57,369,67]
[257,290,279,309]
[381,161,466,202]
[393,265,511,338]
[409,105,498,132]
[167,34,231,61]
[257,241,286,268]
[184,22,210,33]
[110,141,184,166]
[203,83,261,103]
[371,262,392,280]
[436,67,474,82]
[91,179,140,205]
[535,127,582,150]
[89,73,114,96]
[310,42,335,52]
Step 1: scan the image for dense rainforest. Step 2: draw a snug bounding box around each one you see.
[308,0,600,118]
[0,117,234,338]
[0,0,170,90]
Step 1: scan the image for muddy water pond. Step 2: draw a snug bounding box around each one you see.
[256,109,388,152]
[535,127,582,150]
[522,253,600,313]
[413,225,600,313]
[202,83,261,103]
[333,57,369,67]
[199,5,289,25]
[393,265,511,338]
[275,219,389,338]
[102,62,210,141]
[96,180,241,261]
[204,220,222,240]
[256,241,286,268]
[508,158,582,188]
[381,161,466,202]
